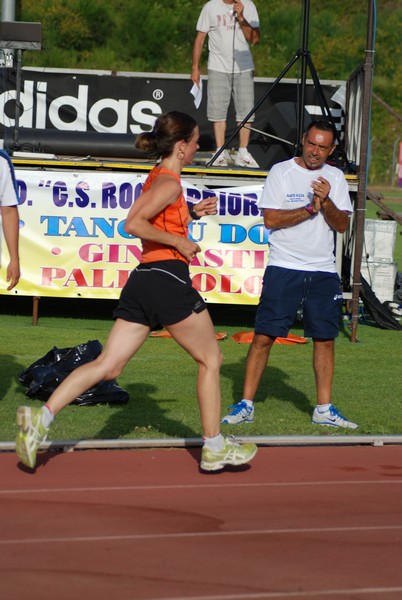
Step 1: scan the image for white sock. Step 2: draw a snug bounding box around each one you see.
[238,147,248,156]
[203,433,224,452]
[41,405,55,427]
[241,399,253,408]
[316,403,331,413]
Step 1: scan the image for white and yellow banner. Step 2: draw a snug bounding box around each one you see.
[1,170,268,305]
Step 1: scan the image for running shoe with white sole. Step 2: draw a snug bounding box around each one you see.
[234,151,260,169]
[211,149,231,167]
[200,436,257,471]
[16,406,49,468]
[312,405,358,429]
[221,400,254,424]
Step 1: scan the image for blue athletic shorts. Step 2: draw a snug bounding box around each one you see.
[113,260,206,331]
[254,266,344,339]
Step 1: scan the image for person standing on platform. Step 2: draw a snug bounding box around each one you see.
[15,111,258,473]
[191,0,260,168]
[222,120,358,429]
[0,149,20,291]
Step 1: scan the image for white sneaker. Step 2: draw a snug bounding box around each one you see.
[16,406,50,469]
[200,436,258,471]
[234,150,260,169]
[221,401,254,424]
[312,405,358,430]
[211,149,231,167]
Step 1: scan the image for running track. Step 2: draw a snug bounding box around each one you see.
[1,445,402,600]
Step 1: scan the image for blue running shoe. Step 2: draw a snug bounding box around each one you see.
[221,401,254,424]
[312,405,358,429]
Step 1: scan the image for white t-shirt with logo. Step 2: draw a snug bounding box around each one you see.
[0,150,20,266]
[258,158,353,272]
[196,0,259,73]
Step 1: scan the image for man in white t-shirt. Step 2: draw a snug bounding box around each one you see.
[222,120,358,429]
[191,0,260,168]
[0,149,20,291]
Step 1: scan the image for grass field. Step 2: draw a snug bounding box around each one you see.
[1,188,401,444]
[0,302,401,443]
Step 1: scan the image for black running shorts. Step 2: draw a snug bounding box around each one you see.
[113,260,206,330]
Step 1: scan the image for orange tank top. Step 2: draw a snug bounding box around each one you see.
[140,165,189,264]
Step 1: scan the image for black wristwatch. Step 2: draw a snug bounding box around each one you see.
[189,205,201,220]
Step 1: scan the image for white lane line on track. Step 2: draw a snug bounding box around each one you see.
[1,479,402,495]
[142,586,402,599]
[1,524,402,546]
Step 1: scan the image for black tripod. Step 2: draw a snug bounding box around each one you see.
[207,0,348,168]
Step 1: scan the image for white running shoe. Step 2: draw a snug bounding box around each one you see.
[16,406,50,468]
[221,401,254,424]
[200,436,257,471]
[211,149,231,167]
[312,405,358,429]
[234,150,260,169]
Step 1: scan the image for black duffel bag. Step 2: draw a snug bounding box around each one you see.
[19,339,129,406]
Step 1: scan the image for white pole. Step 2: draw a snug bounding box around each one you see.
[391,138,401,187]
[1,0,16,67]
[1,0,15,21]
[1,0,16,21]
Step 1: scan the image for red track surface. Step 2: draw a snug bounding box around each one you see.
[1,445,402,600]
